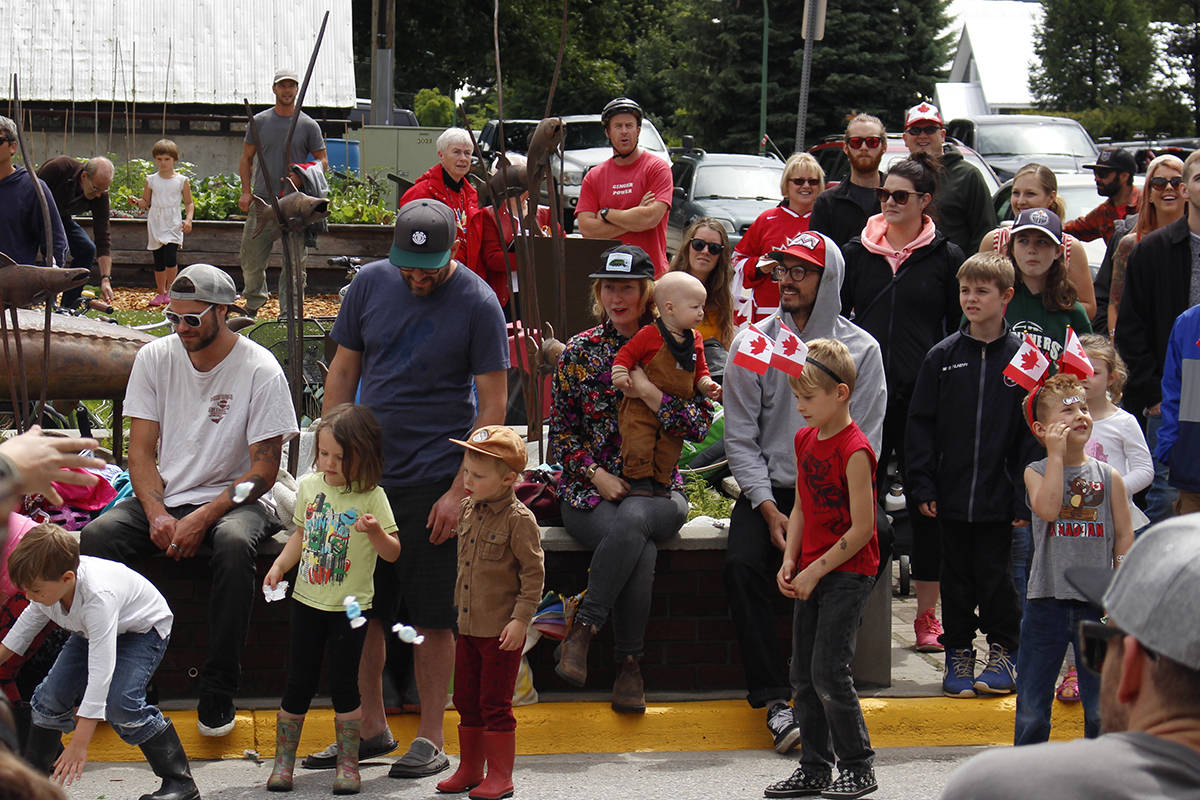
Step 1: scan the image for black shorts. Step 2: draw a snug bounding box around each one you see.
[375,478,458,630]
[152,243,179,270]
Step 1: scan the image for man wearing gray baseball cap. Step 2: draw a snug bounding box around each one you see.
[941,515,1200,798]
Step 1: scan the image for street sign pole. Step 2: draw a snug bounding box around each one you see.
[794,0,826,151]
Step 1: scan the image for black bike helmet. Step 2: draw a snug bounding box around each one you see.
[601,97,643,125]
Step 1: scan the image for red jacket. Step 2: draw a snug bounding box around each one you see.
[465,204,554,308]
[400,164,479,258]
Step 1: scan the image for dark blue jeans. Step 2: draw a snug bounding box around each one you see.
[31,630,169,746]
[62,217,96,307]
[791,570,875,772]
[1143,411,1177,526]
[1014,598,1101,745]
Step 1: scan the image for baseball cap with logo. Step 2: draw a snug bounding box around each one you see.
[390,199,456,269]
[1082,147,1137,175]
[1066,515,1200,670]
[169,263,239,304]
[273,69,299,85]
[904,102,943,128]
[1011,207,1063,245]
[450,425,528,474]
[588,244,655,279]
[769,231,828,268]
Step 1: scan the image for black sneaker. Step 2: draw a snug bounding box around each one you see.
[196,693,235,737]
[820,768,877,799]
[766,701,802,754]
[765,765,831,798]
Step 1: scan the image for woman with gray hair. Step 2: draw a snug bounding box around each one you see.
[399,127,479,256]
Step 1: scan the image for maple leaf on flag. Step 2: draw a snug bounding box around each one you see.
[1020,349,1042,371]
[783,338,798,355]
[750,337,767,354]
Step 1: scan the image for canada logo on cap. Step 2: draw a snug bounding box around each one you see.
[770,232,827,267]
[905,101,943,127]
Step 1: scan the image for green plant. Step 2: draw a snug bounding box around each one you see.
[191,173,243,221]
[107,157,197,217]
[683,473,733,521]
[326,171,395,225]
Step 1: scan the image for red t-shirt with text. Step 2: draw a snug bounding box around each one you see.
[793,422,879,576]
[578,151,673,276]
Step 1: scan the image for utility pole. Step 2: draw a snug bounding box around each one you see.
[370,0,395,125]
[759,0,768,156]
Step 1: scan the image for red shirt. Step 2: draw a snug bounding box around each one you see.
[613,323,710,384]
[793,422,879,576]
[577,151,673,277]
[400,164,479,257]
[731,204,811,325]
[465,204,553,307]
[1062,187,1141,243]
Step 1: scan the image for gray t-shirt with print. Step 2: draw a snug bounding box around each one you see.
[1026,457,1115,601]
[244,108,325,197]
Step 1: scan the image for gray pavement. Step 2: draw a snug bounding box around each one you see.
[70,746,985,799]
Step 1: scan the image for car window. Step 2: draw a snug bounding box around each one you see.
[673,160,695,189]
[692,165,783,200]
[974,122,1095,158]
[880,151,999,195]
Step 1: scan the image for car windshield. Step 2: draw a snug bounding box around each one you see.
[975,122,1095,158]
[562,121,665,152]
[1055,184,1105,219]
[693,165,783,199]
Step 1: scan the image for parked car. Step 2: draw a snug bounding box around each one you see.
[665,150,786,253]
[809,133,1002,196]
[992,171,1146,277]
[349,98,419,127]
[1099,137,1200,173]
[946,115,1098,181]
[476,114,671,232]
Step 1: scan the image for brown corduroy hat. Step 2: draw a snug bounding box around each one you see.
[450,425,528,474]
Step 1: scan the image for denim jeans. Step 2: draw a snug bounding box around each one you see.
[79,497,280,698]
[791,570,875,772]
[31,630,169,747]
[62,217,96,307]
[1014,598,1101,745]
[1143,411,1178,526]
[561,492,687,658]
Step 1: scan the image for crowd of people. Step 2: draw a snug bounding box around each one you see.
[0,76,1198,800]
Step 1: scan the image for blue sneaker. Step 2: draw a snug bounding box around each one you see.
[942,648,977,697]
[974,643,1016,694]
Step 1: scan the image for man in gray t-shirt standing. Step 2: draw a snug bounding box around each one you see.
[237,68,327,317]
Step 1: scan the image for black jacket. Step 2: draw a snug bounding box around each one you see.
[809,173,883,253]
[841,229,964,402]
[1115,213,1193,408]
[906,320,1036,523]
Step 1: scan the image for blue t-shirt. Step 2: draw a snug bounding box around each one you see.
[332,260,509,486]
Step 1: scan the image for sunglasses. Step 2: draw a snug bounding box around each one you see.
[875,188,925,205]
[771,264,824,282]
[788,177,821,187]
[845,136,883,149]
[689,238,724,255]
[164,304,216,328]
[905,124,941,136]
[1077,619,1158,676]
[1093,167,1116,179]
[1150,175,1184,190]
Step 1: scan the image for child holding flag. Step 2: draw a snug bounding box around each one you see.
[906,252,1034,698]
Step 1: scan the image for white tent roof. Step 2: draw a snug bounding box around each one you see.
[948,0,1041,110]
[0,0,356,107]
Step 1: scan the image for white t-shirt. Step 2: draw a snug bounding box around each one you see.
[124,334,298,507]
[1,557,173,720]
[1086,407,1154,528]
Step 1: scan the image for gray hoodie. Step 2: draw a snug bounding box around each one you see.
[724,233,887,509]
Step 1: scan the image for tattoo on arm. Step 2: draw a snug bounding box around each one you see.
[1110,238,1132,309]
[838,538,847,551]
[250,439,282,465]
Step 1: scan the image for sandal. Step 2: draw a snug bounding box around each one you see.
[1056,666,1080,702]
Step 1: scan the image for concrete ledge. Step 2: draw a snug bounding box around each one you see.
[81,698,1084,761]
[540,517,729,552]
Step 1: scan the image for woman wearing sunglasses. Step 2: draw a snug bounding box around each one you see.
[667,218,733,382]
[1107,154,1185,334]
[979,163,1097,319]
[840,152,965,655]
[731,153,825,327]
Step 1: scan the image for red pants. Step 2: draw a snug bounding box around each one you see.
[452,634,524,732]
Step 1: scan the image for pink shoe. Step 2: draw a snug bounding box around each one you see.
[148,292,169,308]
[914,608,945,652]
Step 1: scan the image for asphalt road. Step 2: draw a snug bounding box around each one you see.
[67,746,984,799]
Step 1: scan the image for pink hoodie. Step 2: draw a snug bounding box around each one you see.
[860,213,937,274]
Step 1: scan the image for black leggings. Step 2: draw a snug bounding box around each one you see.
[280,599,368,715]
[152,243,179,270]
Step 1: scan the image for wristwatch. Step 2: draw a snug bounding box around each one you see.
[600,208,610,222]
[585,463,600,480]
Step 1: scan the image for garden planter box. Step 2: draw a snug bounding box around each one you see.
[102,217,394,293]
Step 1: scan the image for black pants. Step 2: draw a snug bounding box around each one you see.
[79,497,281,698]
[880,395,939,581]
[723,488,795,708]
[281,600,368,715]
[937,519,1021,651]
[152,243,179,270]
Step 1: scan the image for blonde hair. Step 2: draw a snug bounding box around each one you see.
[1079,333,1127,403]
[1011,164,1066,219]
[590,278,655,326]
[7,523,78,591]
[780,153,826,196]
[957,252,1015,291]
[1135,154,1185,240]
[152,138,179,160]
[787,338,856,396]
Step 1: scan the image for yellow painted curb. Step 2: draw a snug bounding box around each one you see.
[82,698,1085,761]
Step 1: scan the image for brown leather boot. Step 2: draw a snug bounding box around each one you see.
[554,620,597,687]
[611,655,646,714]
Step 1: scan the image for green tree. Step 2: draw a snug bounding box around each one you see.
[414,88,455,128]
[1029,0,1155,110]
[1149,0,1200,135]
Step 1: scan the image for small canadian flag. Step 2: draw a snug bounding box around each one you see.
[1059,326,1095,379]
[732,323,775,374]
[1003,334,1052,390]
[770,322,808,378]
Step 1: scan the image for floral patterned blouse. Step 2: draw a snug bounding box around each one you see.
[548,320,714,510]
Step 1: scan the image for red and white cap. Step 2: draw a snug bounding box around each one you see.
[904,102,943,128]
[769,231,827,268]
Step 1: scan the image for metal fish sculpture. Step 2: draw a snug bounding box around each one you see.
[524,117,564,205]
[251,188,330,240]
[0,254,91,308]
